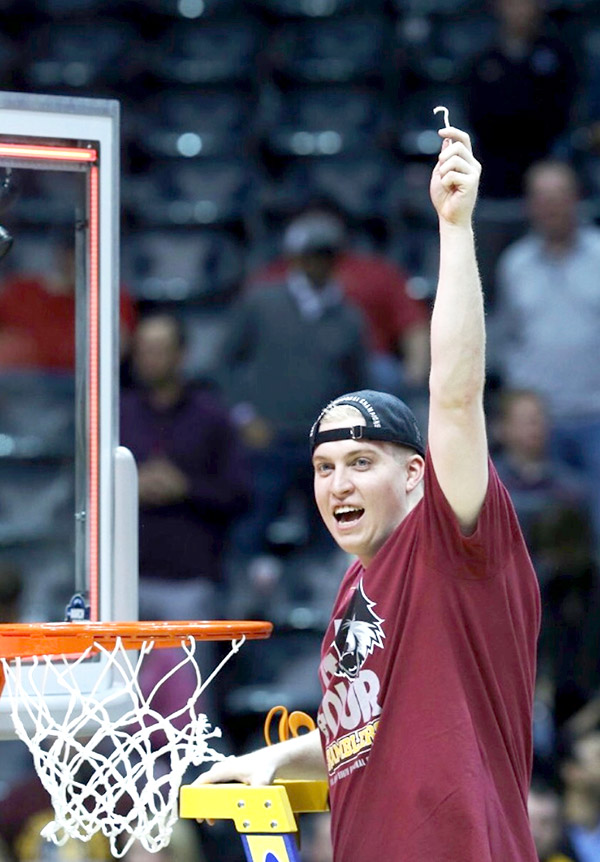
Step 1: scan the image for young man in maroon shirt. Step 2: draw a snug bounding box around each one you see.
[196,124,541,860]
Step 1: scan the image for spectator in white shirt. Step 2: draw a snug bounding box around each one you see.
[492,160,600,551]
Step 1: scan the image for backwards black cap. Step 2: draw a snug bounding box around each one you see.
[309,389,425,457]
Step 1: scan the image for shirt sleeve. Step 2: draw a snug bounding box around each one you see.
[420,450,524,580]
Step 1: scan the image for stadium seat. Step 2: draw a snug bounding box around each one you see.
[0,0,25,12]
[390,0,479,14]
[0,372,75,459]
[121,228,245,301]
[253,0,383,19]
[0,229,59,278]
[134,90,254,159]
[262,156,405,221]
[547,0,600,11]
[142,0,243,19]
[23,20,136,93]
[267,16,388,84]
[123,159,260,227]
[263,86,390,157]
[0,32,18,83]
[396,9,496,84]
[0,460,74,543]
[30,0,112,17]
[0,542,75,623]
[7,170,85,228]
[583,25,600,80]
[149,19,262,86]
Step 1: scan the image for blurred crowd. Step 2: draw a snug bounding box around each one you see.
[0,0,600,859]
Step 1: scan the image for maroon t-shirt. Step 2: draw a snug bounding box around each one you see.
[317,453,541,861]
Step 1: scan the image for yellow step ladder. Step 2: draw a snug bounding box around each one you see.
[180,779,329,862]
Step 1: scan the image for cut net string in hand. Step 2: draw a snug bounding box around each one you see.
[0,634,245,858]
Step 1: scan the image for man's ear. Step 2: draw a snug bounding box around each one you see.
[406,455,425,492]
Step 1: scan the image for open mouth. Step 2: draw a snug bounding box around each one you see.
[334,506,364,524]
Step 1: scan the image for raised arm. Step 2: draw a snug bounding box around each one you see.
[427,124,488,533]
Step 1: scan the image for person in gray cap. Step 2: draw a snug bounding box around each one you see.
[198,122,540,862]
[219,205,367,563]
[248,203,430,404]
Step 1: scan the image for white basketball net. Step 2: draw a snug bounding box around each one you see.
[0,634,244,858]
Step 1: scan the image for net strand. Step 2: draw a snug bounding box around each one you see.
[0,635,241,857]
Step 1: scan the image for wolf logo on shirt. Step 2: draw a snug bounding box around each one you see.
[318,580,385,777]
[334,580,385,680]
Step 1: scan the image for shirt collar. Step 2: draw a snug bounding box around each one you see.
[287,270,342,320]
[531,225,585,262]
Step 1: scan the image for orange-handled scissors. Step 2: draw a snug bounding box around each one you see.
[264,705,316,746]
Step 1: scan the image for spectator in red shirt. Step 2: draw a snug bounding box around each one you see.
[246,206,430,400]
[0,238,136,370]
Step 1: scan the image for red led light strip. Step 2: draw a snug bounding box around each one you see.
[0,143,97,162]
[0,139,102,628]
[0,140,101,619]
[88,165,100,621]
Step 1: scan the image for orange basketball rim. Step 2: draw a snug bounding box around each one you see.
[0,619,273,697]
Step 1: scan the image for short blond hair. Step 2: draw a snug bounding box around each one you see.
[318,403,365,428]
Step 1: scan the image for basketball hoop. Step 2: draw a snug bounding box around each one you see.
[0,620,272,858]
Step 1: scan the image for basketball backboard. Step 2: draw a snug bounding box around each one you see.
[0,91,138,736]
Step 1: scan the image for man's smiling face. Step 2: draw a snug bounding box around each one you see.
[312,424,419,567]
